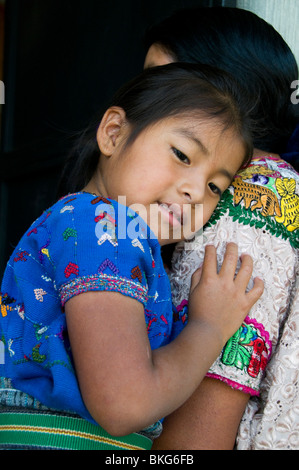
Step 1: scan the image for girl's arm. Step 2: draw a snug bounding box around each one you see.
[151,377,249,450]
[65,243,263,436]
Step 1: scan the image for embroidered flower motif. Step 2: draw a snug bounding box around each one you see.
[14,251,29,262]
[131,238,145,252]
[0,293,15,317]
[221,321,269,379]
[1,302,11,317]
[97,233,118,246]
[95,208,118,246]
[64,262,79,278]
[62,227,77,241]
[31,344,46,363]
[60,205,74,213]
[275,178,299,232]
[34,288,47,302]
[98,258,119,275]
[131,266,142,283]
[41,248,50,258]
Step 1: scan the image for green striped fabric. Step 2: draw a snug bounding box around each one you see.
[0,411,152,450]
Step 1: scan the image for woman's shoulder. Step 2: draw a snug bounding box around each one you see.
[236,153,299,185]
[206,153,299,246]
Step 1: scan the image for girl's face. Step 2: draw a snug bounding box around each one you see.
[90,109,245,246]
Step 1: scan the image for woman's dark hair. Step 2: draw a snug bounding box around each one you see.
[144,7,299,156]
[58,62,254,196]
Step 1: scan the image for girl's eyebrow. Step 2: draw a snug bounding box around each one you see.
[173,128,209,155]
[221,169,234,182]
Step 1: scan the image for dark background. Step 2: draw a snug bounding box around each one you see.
[0,0,237,278]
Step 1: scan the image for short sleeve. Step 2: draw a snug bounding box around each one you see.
[45,194,159,308]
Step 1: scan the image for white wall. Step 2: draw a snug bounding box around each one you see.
[237,0,299,69]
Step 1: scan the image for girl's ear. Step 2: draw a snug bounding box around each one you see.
[96,106,128,156]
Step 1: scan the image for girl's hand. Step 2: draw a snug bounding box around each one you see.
[188,243,264,344]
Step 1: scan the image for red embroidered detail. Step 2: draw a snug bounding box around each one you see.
[91,196,112,205]
[248,337,268,378]
[131,266,142,283]
[64,197,77,204]
[94,213,106,223]
[64,262,79,278]
[27,228,38,236]
[95,212,116,225]
[27,211,51,236]
[14,251,29,262]
[174,299,188,324]
[147,317,157,332]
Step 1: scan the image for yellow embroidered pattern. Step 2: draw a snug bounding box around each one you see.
[275,178,299,232]
[232,178,282,217]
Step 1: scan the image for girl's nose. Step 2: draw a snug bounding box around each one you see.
[178,179,204,204]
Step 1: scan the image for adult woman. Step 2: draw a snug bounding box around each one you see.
[144,7,299,450]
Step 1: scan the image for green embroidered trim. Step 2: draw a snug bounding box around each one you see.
[221,322,267,377]
[206,189,298,250]
[221,327,251,369]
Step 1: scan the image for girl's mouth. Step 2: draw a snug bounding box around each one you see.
[158,202,184,228]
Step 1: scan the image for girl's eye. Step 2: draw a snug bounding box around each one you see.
[209,182,222,197]
[172,147,190,165]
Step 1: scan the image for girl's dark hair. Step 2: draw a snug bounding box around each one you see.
[58,62,254,197]
[144,7,299,155]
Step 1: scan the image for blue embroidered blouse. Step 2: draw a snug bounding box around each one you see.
[0,193,175,425]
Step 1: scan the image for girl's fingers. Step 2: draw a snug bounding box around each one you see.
[197,244,264,308]
[234,254,264,305]
[234,253,254,290]
[245,277,264,305]
[218,242,239,278]
[201,244,217,277]
[190,266,203,294]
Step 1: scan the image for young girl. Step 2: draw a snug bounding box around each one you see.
[0,63,264,450]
